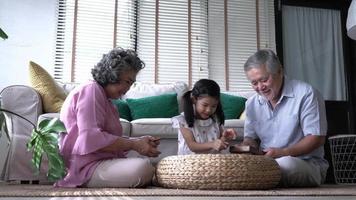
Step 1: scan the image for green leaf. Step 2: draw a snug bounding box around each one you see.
[26,122,67,181]
[2,109,67,181]
[43,142,66,181]
[0,111,10,140]
[27,129,39,150]
[31,138,44,171]
[42,132,59,145]
[37,119,51,130]
[0,111,5,127]
[0,28,8,40]
[38,118,66,134]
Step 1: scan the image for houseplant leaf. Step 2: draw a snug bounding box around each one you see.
[0,28,8,40]
[31,133,44,172]
[27,118,67,181]
[0,111,10,140]
[38,118,66,134]
[1,108,67,181]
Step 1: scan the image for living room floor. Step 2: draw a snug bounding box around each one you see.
[0,182,356,200]
[0,197,355,200]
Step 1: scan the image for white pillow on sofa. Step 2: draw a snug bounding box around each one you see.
[122,81,188,112]
[123,81,188,98]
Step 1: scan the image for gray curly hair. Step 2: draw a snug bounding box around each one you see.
[91,47,145,86]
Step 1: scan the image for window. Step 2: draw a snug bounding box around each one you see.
[55,0,275,91]
[136,0,208,86]
[209,0,275,91]
[55,0,136,83]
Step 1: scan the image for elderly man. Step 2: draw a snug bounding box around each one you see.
[242,49,329,187]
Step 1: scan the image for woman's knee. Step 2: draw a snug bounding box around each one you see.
[87,158,155,187]
[129,158,155,186]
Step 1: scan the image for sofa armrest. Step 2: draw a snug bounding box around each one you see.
[1,85,43,131]
[0,85,48,181]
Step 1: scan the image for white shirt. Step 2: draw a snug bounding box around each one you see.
[172,113,223,155]
[244,77,328,160]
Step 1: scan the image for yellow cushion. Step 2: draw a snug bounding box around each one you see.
[239,110,246,120]
[29,61,67,113]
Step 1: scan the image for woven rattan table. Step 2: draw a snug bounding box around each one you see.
[156,154,281,190]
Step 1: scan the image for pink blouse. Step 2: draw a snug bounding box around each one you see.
[55,81,126,187]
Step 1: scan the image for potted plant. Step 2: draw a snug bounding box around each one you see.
[0,108,67,181]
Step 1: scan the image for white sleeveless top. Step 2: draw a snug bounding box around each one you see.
[172,113,224,155]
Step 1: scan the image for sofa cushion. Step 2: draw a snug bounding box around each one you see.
[111,99,132,121]
[126,93,179,120]
[221,93,247,119]
[130,118,178,138]
[29,61,67,113]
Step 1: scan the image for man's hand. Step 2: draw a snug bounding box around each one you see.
[264,135,325,158]
[264,147,289,158]
[221,128,237,141]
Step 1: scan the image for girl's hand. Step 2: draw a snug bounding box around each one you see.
[222,128,237,141]
[212,139,229,151]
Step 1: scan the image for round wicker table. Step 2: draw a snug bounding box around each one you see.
[156,154,281,190]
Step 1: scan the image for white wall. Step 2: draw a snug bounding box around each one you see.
[0,0,57,91]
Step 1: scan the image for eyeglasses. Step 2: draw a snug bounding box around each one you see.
[119,79,134,87]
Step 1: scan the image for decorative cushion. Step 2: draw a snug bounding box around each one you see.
[239,110,246,120]
[220,93,247,119]
[156,154,281,190]
[123,81,188,99]
[29,61,67,113]
[126,93,179,120]
[111,99,132,121]
[123,81,188,112]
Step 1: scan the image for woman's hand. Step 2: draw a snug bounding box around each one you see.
[221,128,237,141]
[132,136,161,157]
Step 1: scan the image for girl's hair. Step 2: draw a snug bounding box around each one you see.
[91,47,145,87]
[182,79,225,127]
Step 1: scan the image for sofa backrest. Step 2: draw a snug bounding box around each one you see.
[122,81,189,112]
[222,90,256,100]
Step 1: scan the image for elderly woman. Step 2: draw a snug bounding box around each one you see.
[55,47,160,188]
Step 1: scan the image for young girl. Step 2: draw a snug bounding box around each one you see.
[172,79,237,155]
